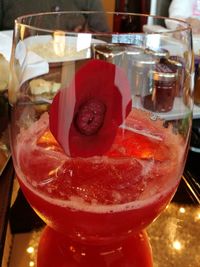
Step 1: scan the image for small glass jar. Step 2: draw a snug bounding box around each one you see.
[168,55,185,97]
[131,54,157,96]
[142,62,177,112]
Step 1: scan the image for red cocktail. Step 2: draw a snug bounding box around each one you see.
[9,11,193,267]
[16,108,184,244]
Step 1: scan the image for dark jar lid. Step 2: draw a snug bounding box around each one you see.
[150,62,178,82]
[168,55,185,68]
[92,43,125,58]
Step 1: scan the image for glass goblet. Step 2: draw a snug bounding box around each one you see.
[9,12,193,267]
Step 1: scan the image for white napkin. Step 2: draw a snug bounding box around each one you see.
[15,40,49,85]
[0,31,49,85]
[0,31,13,61]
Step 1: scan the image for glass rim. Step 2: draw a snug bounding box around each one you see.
[14,11,192,35]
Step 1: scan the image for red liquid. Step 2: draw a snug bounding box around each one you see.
[37,226,153,267]
[15,108,184,244]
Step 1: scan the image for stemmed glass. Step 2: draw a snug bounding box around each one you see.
[9,12,193,267]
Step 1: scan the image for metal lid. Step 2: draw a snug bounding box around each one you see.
[92,44,125,58]
[93,43,144,57]
[168,56,185,68]
[133,54,157,68]
[125,45,144,56]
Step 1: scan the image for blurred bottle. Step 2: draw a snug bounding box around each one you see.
[194,60,200,106]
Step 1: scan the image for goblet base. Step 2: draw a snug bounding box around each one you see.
[37,226,153,267]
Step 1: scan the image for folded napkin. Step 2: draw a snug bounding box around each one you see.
[15,40,49,85]
[0,31,49,88]
[0,31,13,61]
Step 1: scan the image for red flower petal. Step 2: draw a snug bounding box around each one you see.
[49,59,132,157]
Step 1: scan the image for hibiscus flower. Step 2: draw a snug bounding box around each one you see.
[50,59,132,157]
